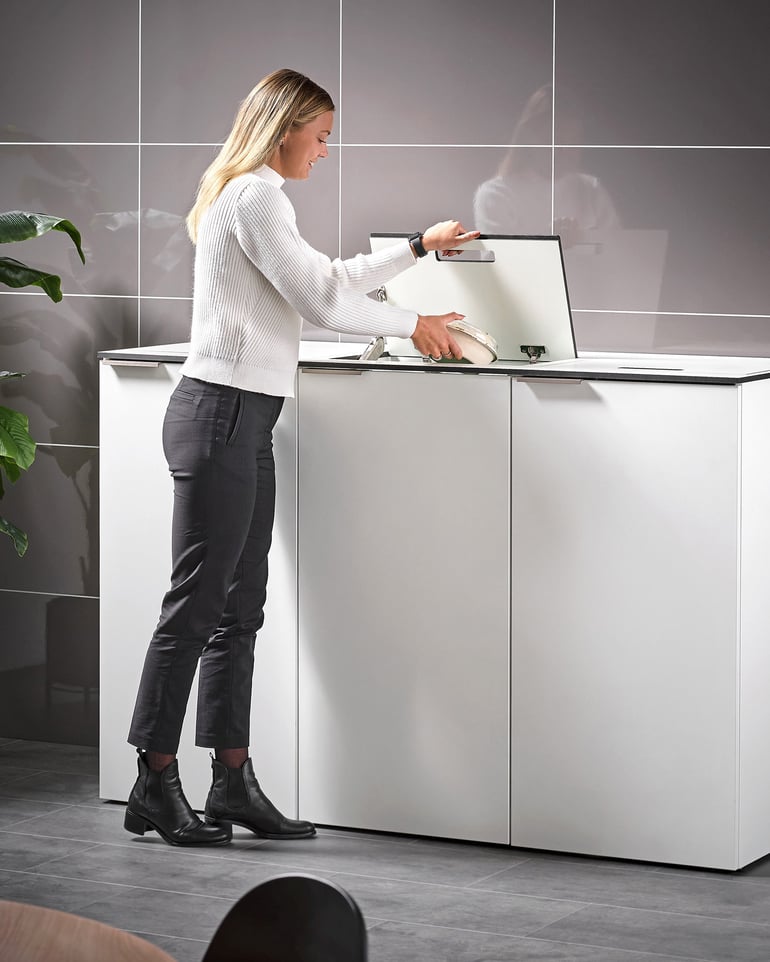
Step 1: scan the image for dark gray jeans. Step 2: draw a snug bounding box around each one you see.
[128,376,284,754]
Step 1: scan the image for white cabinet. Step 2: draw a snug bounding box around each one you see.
[296,369,511,843]
[99,348,770,867]
[99,361,298,813]
[510,375,770,869]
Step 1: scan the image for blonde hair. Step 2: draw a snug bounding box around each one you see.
[186,68,335,242]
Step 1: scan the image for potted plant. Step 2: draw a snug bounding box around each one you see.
[0,211,85,555]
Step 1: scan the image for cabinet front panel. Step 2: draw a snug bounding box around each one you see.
[298,370,510,843]
[511,378,739,867]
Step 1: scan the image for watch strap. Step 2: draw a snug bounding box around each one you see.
[409,231,428,258]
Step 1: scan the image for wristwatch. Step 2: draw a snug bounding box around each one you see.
[408,231,428,258]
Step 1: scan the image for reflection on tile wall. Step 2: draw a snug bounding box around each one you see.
[0,146,139,298]
[0,592,99,746]
[1,0,768,743]
[0,297,137,445]
[0,446,99,597]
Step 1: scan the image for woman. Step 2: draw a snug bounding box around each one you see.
[124,68,479,847]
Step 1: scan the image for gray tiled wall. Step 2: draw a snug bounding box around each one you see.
[1,0,768,744]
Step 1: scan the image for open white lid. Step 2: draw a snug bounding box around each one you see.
[370,234,577,363]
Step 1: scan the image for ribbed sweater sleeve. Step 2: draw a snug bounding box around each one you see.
[181,170,419,397]
[235,178,417,336]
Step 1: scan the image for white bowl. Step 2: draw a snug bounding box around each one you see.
[447,320,498,365]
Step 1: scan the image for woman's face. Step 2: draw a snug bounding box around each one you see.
[272,111,333,180]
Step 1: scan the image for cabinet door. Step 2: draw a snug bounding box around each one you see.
[99,362,298,813]
[298,370,510,843]
[511,377,740,868]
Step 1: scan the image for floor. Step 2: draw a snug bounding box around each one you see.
[2,740,770,961]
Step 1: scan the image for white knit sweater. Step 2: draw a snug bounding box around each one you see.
[180,166,418,397]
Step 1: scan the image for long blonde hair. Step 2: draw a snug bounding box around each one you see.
[186,68,335,242]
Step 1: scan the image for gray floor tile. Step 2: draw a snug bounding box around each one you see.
[140,934,208,962]
[0,831,99,871]
[512,848,677,876]
[331,872,587,936]
[470,854,770,924]
[0,764,45,780]
[654,853,770,884]
[0,795,71,829]
[0,770,100,804]
[119,829,275,860]
[0,741,98,775]
[366,920,695,962]
[1,740,767,962]
[321,825,516,852]
[225,830,532,886]
[0,869,133,915]
[534,903,770,962]
[738,856,770,881]
[27,842,308,900]
[7,799,132,843]
[77,886,234,943]
[0,771,49,796]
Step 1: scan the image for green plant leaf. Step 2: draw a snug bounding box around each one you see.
[0,514,28,556]
[0,210,85,264]
[0,455,21,485]
[0,256,62,301]
[0,211,83,557]
[0,405,36,472]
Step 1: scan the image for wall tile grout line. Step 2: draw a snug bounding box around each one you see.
[2,141,769,149]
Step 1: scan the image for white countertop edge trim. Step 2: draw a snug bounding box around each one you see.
[98,343,770,381]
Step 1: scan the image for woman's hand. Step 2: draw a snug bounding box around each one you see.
[411,312,465,361]
[421,220,480,253]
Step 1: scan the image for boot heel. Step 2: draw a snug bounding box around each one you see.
[124,809,150,835]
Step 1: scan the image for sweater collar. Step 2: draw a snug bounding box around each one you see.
[255,165,285,189]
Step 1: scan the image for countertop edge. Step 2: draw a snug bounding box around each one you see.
[97,348,770,385]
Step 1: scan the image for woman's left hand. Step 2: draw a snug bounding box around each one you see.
[421,220,480,253]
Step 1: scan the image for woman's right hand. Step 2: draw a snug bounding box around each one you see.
[421,221,480,252]
[411,313,464,361]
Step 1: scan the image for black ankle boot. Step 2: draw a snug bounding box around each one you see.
[205,756,316,839]
[124,751,231,846]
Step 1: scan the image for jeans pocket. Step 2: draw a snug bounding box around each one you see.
[225,392,244,446]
